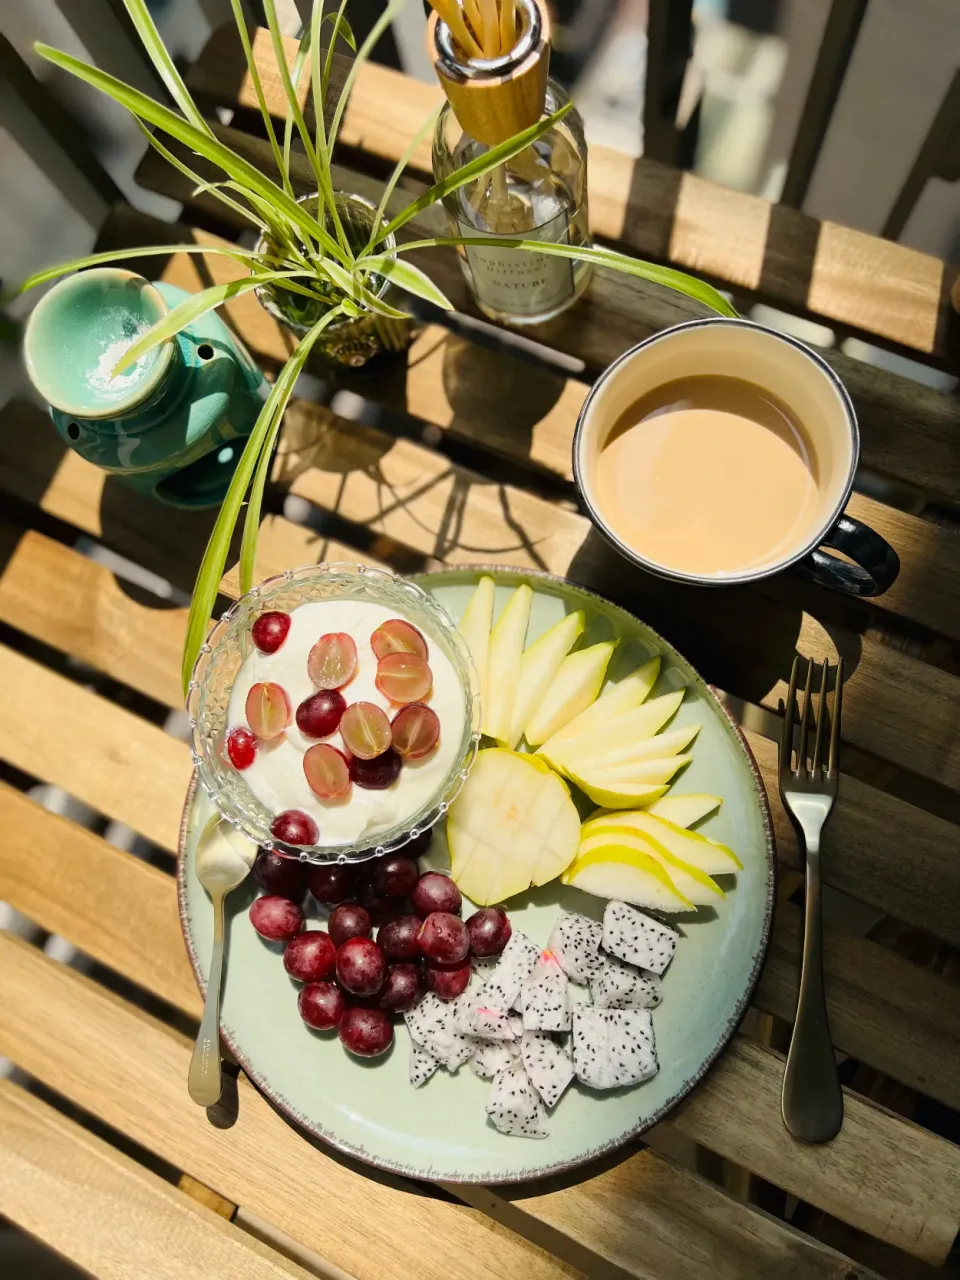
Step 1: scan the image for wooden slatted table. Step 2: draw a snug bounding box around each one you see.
[1,27,959,1280]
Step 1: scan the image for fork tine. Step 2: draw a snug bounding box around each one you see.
[780,655,799,776]
[795,658,814,777]
[811,660,829,773]
[828,657,844,778]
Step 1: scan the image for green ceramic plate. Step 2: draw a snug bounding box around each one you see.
[178,566,775,1183]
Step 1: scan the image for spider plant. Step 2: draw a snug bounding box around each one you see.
[12,0,737,695]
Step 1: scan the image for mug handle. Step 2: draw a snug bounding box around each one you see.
[796,513,900,597]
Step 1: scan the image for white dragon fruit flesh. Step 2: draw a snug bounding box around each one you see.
[477,930,540,1014]
[405,992,474,1070]
[486,1062,548,1138]
[603,901,678,976]
[520,1030,575,1109]
[520,949,572,1032]
[547,911,602,983]
[409,1040,441,1088]
[471,1039,521,1080]
[590,953,663,1010]
[572,1006,658,1090]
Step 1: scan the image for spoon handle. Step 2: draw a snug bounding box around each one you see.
[188,890,225,1107]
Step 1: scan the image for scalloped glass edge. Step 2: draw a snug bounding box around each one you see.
[186,563,481,865]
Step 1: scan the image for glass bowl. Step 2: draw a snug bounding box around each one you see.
[187,563,481,864]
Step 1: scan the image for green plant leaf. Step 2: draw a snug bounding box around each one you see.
[112,271,309,375]
[7,243,272,299]
[33,44,347,264]
[322,8,355,50]
[395,237,740,318]
[322,0,351,101]
[283,23,313,175]
[228,0,292,196]
[364,105,440,253]
[321,257,408,319]
[121,0,210,135]
[368,104,573,250]
[327,0,408,149]
[358,255,452,310]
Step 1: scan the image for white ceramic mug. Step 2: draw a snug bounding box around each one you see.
[573,318,899,596]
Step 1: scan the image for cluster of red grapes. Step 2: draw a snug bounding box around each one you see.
[224,611,443,845]
[248,831,512,1059]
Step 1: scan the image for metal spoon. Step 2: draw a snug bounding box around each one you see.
[188,816,257,1107]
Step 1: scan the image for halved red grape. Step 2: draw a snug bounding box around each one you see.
[336,936,387,996]
[308,862,356,905]
[340,702,392,759]
[225,726,257,770]
[425,958,471,1000]
[328,903,372,948]
[246,681,290,739]
[299,981,344,1030]
[379,962,423,1012]
[303,744,351,800]
[411,872,462,918]
[375,653,433,704]
[270,809,318,846]
[370,618,428,661]
[377,914,422,961]
[249,895,303,941]
[307,632,357,689]
[349,749,402,790]
[339,1006,394,1058]
[373,855,420,898]
[390,704,440,759]
[418,912,469,964]
[296,689,346,738]
[252,611,291,654]
[283,930,336,982]
[466,907,512,957]
[253,848,308,900]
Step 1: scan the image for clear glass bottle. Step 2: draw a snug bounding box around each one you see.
[432,81,592,326]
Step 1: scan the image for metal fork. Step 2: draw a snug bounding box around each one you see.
[778,656,844,1144]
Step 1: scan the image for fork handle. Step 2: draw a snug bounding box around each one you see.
[781,837,844,1143]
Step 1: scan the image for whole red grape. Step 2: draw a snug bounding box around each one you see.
[377,914,422,961]
[425,958,471,1000]
[308,862,356,906]
[299,981,344,1030]
[249,895,303,942]
[253,848,308,901]
[252,610,291,654]
[373,855,420,898]
[336,937,386,997]
[296,689,346,738]
[466,907,512,958]
[225,726,257,770]
[418,911,469,964]
[379,962,423,1012]
[411,872,461,919]
[327,903,372,948]
[404,829,434,859]
[358,880,399,924]
[270,809,318,847]
[349,749,402,790]
[339,1006,394,1058]
[283,930,336,982]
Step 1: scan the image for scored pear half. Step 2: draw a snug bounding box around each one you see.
[578,829,724,906]
[523,640,617,747]
[555,723,701,776]
[458,575,495,712]
[506,609,585,748]
[546,657,660,744]
[644,793,721,828]
[481,584,532,742]
[539,689,685,773]
[447,747,581,905]
[581,809,742,874]
[562,843,693,912]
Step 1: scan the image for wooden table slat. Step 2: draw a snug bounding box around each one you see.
[0,1078,316,1280]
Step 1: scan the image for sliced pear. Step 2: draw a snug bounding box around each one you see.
[562,844,693,912]
[561,723,701,774]
[547,657,661,744]
[578,829,723,906]
[540,689,684,772]
[481,584,532,742]
[458,575,495,711]
[524,640,617,747]
[448,747,580,905]
[574,780,669,808]
[581,809,742,873]
[569,755,692,789]
[644,793,722,828]
[506,610,584,748]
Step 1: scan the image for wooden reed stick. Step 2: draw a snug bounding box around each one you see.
[461,0,485,50]
[428,0,483,58]
[476,0,501,56]
[498,0,517,54]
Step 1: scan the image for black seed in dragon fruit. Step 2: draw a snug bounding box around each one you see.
[486,1062,548,1138]
[520,949,572,1032]
[572,1006,658,1090]
[476,930,539,1013]
[590,953,663,1010]
[520,1030,575,1109]
[471,1039,520,1080]
[547,910,602,983]
[409,1040,441,1088]
[602,901,678,975]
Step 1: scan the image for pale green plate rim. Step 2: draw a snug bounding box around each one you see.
[177,564,776,1184]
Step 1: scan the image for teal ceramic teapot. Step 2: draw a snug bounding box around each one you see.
[23,268,268,507]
